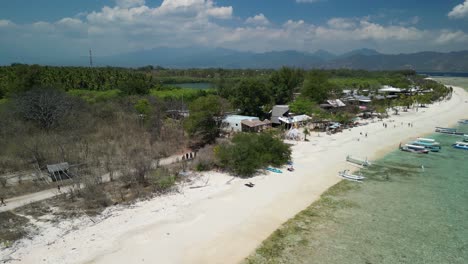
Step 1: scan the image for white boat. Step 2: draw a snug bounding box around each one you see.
[458,119,468,125]
[338,170,365,182]
[452,141,468,150]
[399,143,430,154]
[416,137,438,144]
[346,155,372,167]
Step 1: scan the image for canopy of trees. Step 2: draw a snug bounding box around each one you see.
[215,132,291,177]
[184,95,230,145]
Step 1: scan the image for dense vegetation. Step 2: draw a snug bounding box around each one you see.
[215,132,292,177]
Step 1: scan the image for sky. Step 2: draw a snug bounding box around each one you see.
[1,0,468,63]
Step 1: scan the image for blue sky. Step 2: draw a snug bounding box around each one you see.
[1,0,468,63]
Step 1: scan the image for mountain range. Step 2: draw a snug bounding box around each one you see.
[2,47,468,72]
[95,48,468,72]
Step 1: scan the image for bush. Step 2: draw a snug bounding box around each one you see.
[215,132,291,177]
[67,89,121,103]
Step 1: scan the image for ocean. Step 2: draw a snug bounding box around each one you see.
[301,126,468,263]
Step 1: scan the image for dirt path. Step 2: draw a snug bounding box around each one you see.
[0,155,186,213]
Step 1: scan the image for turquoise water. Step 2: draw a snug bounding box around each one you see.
[309,125,468,264]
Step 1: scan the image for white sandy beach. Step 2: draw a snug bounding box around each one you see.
[1,87,467,264]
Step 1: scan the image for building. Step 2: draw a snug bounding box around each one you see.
[271,105,290,125]
[241,119,272,132]
[222,115,260,133]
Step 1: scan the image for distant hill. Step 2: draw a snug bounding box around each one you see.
[323,51,468,72]
[2,46,468,72]
[338,48,381,58]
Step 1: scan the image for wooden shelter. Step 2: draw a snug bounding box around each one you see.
[47,162,73,182]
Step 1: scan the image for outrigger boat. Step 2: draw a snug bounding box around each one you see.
[411,138,441,152]
[338,170,365,182]
[400,143,430,154]
[452,141,468,150]
[346,155,372,167]
[435,127,465,135]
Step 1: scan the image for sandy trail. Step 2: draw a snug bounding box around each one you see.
[0,155,185,213]
[2,87,467,264]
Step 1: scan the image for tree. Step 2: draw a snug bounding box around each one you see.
[301,70,334,103]
[14,88,76,129]
[215,132,291,177]
[303,127,310,141]
[289,98,316,115]
[134,98,151,116]
[232,79,271,117]
[269,67,304,104]
[184,95,230,145]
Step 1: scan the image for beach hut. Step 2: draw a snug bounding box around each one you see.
[271,105,290,125]
[221,115,260,133]
[241,119,272,132]
[47,162,72,182]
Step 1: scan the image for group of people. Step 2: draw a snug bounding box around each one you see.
[181,152,197,161]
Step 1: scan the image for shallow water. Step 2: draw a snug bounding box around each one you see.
[310,125,468,264]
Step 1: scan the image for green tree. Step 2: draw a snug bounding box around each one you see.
[135,99,151,116]
[232,79,271,117]
[216,132,291,177]
[269,67,304,104]
[184,95,229,144]
[301,71,334,103]
[289,98,316,115]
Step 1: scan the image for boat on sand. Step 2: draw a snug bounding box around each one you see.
[338,170,365,182]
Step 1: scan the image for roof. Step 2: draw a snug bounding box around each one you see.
[379,85,402,93]
[278,114,311,124]
[272,105,289,116]
[223,115,259,122]
[47,162,69,173]
[241,119,272,127]
[326,99,346,107]
[354,95,371,103]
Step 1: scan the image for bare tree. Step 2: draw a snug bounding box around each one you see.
[14,88,75,129]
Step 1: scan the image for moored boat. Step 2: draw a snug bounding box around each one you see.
[452,141,468,150]
[458,119,468,125]
[435,127,464,135]
[411,141,441,152]
[338,170,365,182]
[400,143,430,154]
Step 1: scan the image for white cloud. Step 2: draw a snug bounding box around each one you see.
[448,0,468,18]
[245,13,270,26]
[0,19,14,27]
[1,0,468,58]
[206,6,233,19]
[116,0,145,8]
[435,30,468,44]
[327,18,356,29]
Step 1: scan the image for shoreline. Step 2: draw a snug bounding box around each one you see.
[2,87,468,264]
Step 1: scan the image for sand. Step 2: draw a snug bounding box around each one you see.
[1,87,467,264]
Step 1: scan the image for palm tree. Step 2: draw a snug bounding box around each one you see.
[303,127,310,141]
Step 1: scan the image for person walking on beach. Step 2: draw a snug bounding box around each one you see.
[1,197,6,206]
[365,133,368,138]
[57,184,61,193]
